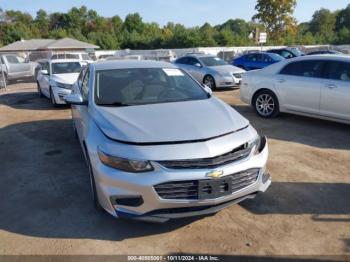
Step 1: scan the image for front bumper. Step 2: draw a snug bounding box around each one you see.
[216,75,242,88]
[91,139,270,222]
[51,86,72,104]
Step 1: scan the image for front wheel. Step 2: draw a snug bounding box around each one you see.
[86,150,103,211]
[37,82,43,97]
[50,87,58,107]
[253,90,280,118]
[203,75,216,90]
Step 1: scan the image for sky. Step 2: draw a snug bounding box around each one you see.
[0,0,349,27]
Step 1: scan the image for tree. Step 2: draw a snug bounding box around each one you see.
[253,0,297,42]
[336,4,350,30]
[35,9,49,37]
[309,8,337,43]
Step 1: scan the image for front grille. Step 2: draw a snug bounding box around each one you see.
[158,144,251,169]
[154,168,259,200]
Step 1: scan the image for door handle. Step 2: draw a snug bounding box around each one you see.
[277,79,286,83]
[325,83,337,89]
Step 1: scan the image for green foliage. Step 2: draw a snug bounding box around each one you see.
[0,4,349,49]
[253,0,297,42]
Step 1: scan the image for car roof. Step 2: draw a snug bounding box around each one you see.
[185,53,215,58]
[242,52,272,56]
[49,59,82,63]
[288,54,350,62]
[92,59,178,71]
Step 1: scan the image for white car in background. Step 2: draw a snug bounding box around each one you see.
[240,55,350,124]
[36,59,83,106]
[51,53,94,64]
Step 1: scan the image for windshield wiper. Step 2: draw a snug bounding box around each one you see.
[96,101,132,107]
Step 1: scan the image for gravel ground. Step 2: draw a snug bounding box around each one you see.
[0,83,349,259]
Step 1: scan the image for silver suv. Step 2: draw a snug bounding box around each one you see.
[175,53,245,89]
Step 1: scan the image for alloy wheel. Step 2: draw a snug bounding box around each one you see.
[204,76,215,89]
[256,93,275,117]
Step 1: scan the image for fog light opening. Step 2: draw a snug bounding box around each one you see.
[262,172,270,184]
[110,196,144,207]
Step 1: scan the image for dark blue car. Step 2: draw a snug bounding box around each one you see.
[232,52,284,71]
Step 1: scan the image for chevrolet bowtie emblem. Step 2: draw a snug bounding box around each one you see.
[206,170,224,179]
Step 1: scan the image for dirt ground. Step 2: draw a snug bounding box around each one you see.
[0,82,349,259]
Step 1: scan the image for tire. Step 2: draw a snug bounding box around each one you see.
[37,81,43,97]
[85,148,103,211]
[253,90,280,118]
[50,87,58,107]
[1,73,9,86]
[203,75,216,90]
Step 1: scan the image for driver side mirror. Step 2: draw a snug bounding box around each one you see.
[40,69,49,75]
[194,63,202,68]
[64,93,87,105]
[202,84,212,95]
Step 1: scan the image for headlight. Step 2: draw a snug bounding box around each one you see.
[248,135,267,155]
[52,81,72,89]
[98,148,154,173]
[233,73,242,78]
[219,72,232,78]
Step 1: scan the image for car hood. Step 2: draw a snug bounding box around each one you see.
[51,73,80,84]
[93,97,249,144]
[211,65,245,74]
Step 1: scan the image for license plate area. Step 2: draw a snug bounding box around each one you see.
[198,177,233,200]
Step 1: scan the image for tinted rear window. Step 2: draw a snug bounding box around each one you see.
[326,61,350,82]
[280,60,325,78]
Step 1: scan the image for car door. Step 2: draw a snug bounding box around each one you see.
[244,54,261,70]
[4,55,31,78]
[320,60,350,121]
[185,57,204,82]
[39,62,51,97]
[276,60,327,115]
[260,54,274,68]
[73,66,90,141]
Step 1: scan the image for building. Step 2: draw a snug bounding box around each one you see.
[0,38,99,61]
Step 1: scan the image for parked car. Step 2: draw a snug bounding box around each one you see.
[232,52,284,71]
[64,60,271,222]
[268,48,305,59]
[36,59,83,106]
[0,54,36,82]
[240,55,350,124]
[174,54,245,89]
[307,50,343,55]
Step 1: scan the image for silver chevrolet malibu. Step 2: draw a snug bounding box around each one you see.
[64,60,271,222]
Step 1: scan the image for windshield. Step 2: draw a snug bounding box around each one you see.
[95,68,209,106]
[199,56,228,66]
[289,48,305,56]
[82,54,92,60]
[52,62,82,74]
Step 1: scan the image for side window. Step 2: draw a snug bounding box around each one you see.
[280,60,325,78]
[176,57,188,65]
[187,57,200,66]
[6,55,20,64]
[246,54,256,62]
[326,61,350,82]
[0,56,4,64]
[42,62,50,74]
[81,68,90,100]
[262,54,272,63]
